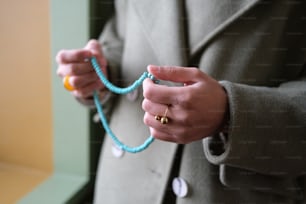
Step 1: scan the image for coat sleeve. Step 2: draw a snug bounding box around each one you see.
[204,67,306,176]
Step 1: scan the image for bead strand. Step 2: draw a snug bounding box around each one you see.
[93,91,154,153]
[91,57,159,94]
[90,57,157,153]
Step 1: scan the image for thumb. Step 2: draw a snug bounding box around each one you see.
[147,65,205,84]
[84,39,102,55]
[84,39,107,65]
[85,39,108,76]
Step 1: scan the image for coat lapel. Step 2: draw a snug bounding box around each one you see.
[191,0,262,57]
[131,0,262,65]
[131,0,188,66]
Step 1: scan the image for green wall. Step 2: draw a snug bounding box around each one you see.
[19,0,90,203]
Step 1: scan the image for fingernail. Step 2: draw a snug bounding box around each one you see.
[147,64,160,71]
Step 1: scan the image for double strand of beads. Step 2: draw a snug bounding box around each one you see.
[91,57,158,153]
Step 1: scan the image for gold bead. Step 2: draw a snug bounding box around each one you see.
[63,75,75,91]
[160,116,168,124]
[155,115,161,121]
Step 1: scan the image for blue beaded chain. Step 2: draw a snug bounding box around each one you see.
[91,57,158,153]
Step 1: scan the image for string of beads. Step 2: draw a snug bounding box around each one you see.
[91,57,158,153]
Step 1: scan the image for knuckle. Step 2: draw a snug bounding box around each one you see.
[150,129,160,138]
[177,139,187,144]
[190,67,203,79]
[88,39,98,45]
[76,89,90,98]
[143,112,152,126]
[95,80,104,89]
[75,51,87,60]
[69,77,78,88]
[177,133,192,144]
[55,49,66,63]
[175,92,192,108]
[177,128,189,138]
[178,112,190,126]
[143,85,154,100]
[141,99,149,111]
[168,66,177,74]
[143,114,149,125]
[74,90,84,98]
[174,135,188,144]
[69,65,78,75]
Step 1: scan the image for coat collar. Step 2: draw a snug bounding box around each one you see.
[131,0,261,66]
[191,0,262,57]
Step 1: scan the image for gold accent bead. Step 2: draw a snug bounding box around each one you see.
[160,116,168,124]
[63,75,75,91]
[155,115,161,121]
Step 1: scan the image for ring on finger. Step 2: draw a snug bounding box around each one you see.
[155,105,169,124]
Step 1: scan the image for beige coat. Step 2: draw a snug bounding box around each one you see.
[93,0,306,203]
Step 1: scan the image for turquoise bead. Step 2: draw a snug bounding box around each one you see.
[91,57,156,153]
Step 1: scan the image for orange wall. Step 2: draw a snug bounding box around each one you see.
[0,0,52,172]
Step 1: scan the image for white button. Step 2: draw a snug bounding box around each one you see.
[126,88,139,101]
[112,143,125,158]
[92,112,100,123]
[172,177,188,198]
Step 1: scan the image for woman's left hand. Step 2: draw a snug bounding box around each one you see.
[142,65,229,144]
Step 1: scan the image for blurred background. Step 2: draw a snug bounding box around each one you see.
[0,0,113,203]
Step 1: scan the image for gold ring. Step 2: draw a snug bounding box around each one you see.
[155,106,170,124]
[161,106,169,124]
[155,115,162,121]
[63,75,75,91]
[160,116,169,124]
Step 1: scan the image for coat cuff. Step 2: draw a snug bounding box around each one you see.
[204,80,306,175]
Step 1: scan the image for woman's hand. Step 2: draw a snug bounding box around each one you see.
[142,65,229,144]
[56,39,107,99]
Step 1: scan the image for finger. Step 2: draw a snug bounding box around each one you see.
[84,39,103,57]
[68,72,102,89]
[57,63,95,77]
[143,112,175,134]
[84,39,108,75]
[147,65,208,84]
[142,98,170,116]
[144,112,191,143]
[56,49,92,64]
[143,78,187,105]
[72,80,104,98]
[149,127,177,143]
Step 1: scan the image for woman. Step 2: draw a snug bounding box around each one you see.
[56,0,306,203]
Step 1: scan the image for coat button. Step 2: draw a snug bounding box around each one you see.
[172,177,189,198]
[92,112,100,123]
[112,143,125,158]
[126,88,139,101]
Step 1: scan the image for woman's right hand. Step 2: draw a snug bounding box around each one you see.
[56,39,108,99]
